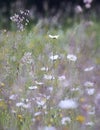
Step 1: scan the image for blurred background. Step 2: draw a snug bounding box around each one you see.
[0,0,100,29]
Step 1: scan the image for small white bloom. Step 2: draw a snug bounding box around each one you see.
[41,67,48,71]
[61,117,71,125]
[85,3,91,8]
[35,81,44,85]
[44,74,55,80]
[21,98,29,102]
[67,54,77,62]
[49,34,59,39]
[86,88,95,95]
[75,5,83,13]
[29,86,38,90]
[16,102,24,107]
[9,94,17,100]
[85,122,94,126]
[36,100,46,106]
[58,75,66,81]
[71,87,80,92]
[50,55,60,61]
[11,110,17,114]
[84,66,94,71]
[88,107,95,115]
[34,111,42,116]
[48,86,53,92]
[21,52,33,64]
[83,0,93,3]
[39,126,56,130]
[84,81,94,87]
[58,99,78,109]
[22,103,31,109]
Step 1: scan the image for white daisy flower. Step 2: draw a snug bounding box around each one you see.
[36,100,46,106]
[86,88,95,95]
[71,87,80,92]
[22,103,31,109]
[44,74,55,80]
[75,5,83,13]
[84,66,94,71]
[34,111,42,117]
[58,75,66,81]
[41,67,48,71]
[35,81,44,85]
[9,94,17,100]
[84,81,94,87]
[50,55,60,61]
[58,99,78,109]
[61,117,71,125]
[49,34,59,39]
[16,102,24,107]
[67,54,77,62]
[29,86,38,90]
[85,122,94,126]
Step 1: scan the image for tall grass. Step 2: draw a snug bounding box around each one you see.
[0,20,100,130]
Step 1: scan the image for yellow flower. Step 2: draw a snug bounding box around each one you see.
[80,98,85,103]
[76,115,85,123]
[17,114,23,122]
[0,82,5,87]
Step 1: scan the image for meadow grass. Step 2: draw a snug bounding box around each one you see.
[0,20,100,130]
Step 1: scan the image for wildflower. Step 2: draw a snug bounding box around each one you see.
[10,10,29,31]
[44,74,55,80]
[76,115,85,123]
[58,75,66,81]
[22,103,31,109]
[83,0,93,4]
[86,88,95,95]
[67,54,77,62]
[17,114,23,122]
[35,81,44,85]
[85,3,91,8]
[49,34,59,39]
[84,81,94,87]
[50,54,60,61]
[84,66,94,71]
[36,100,46,106]
[58,99,78,109]
[29,86,38,90]
[34,111,42,117]
[85,122,94,126]
[88,107,95,115]
[71,87,80,92]
[0,82,5,87]
[21,52,33,64]
[61,117,71,125]
[80,97,86,103]
[9,94,17,100]
[75,5,83,13]
[16,102,24,107]
[47,86,53,93]
[39,126,56,130]
[41,67,48,71]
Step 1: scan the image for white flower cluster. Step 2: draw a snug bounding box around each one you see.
[10,10,29,31]
[21,52,33,64]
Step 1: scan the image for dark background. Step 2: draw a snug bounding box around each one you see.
[0,0,100,28]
